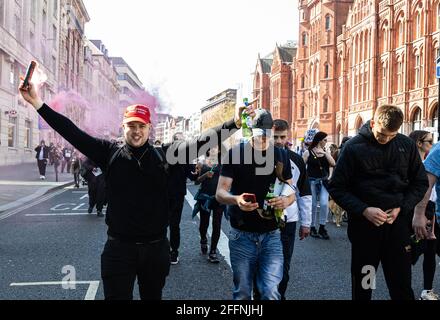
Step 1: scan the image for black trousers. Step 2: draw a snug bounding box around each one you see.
[61,158,71,173]
[423,220,440,290]
[349,217,414,300]
[88,176,106,211]
[169,195,185,254]
[101,238,170,300]
[199,206,223,253]
[37,160,47,176]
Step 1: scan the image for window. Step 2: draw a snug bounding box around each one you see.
[324,63,329,79]
[382,26,388,52]
[432,105,439,129]
[302,32,308,46]
[323,97,329,113]
[42,10,47,37]
[415,54,421,88]
[52,56,56,72]
[300,105,305,119]
[397,61,403,93]
[52,25,57,49]
[15,14,22,41]
[8,117,17,148]
[325,15,331,31]
[412,108,422,131]
[30,0,36,22]
[53,0,58,18]
[398,21,404,46]
[24,120,32,149]
[301,75,305,89]
[382,64,387,96]
[0,0,4,27]
[437,4,440,30]
[415,13,421,39]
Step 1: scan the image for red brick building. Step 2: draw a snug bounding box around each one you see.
[253,0,440,145]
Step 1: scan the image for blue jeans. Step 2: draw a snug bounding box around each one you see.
[310,178,329,228]
[229,228,284,300]
[279,222,297,300]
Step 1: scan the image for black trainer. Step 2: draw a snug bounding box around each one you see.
[208,252,220,264]
[88,206,93,214]
[319,225,330,240]
[310,227,319,238]
[97,211,104,217]
[170,251,179,265]
[201,239,208,255]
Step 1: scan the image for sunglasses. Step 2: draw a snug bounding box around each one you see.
[422,140,434,145]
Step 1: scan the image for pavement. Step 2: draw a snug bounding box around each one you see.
[0,162,74,213]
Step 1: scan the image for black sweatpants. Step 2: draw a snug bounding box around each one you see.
[349,217,414,300]
[37,160,47,176]
[101,238,170,300]
[169,195,185,254]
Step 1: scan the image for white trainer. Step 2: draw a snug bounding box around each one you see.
[421,290,440,300]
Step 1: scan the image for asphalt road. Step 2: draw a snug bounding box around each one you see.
[0,183,438,300]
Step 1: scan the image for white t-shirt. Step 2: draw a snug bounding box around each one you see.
[38,148,45,160]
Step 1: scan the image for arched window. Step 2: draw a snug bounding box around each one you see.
[411,107,422,131]
[324,63,330,79]
[414,53,421,88]
[398,20,404,46]
[300,104,305,119]
[323,96,329,113]
[301,74,305,89]
[382,62,388,97]
[397,59,404,93]
[431,104,439,129]
[325,15,331,31]
[302,32,308,46]
[415,12,421,39]
[437,4,440,30]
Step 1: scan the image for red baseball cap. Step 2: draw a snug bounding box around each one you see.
[123,105,151,125]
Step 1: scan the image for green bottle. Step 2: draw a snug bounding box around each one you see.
[241,98,253,139]
[263,184,286,228]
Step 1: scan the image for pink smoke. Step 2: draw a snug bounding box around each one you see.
[132,89,160,126]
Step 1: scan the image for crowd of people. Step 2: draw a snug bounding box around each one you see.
[20,78,440,301]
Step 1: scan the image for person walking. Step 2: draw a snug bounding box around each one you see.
[328,105,428,300]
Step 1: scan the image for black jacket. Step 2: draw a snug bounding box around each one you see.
[35,146,50,160]
[328,121,428,221]
[38,103,238,243]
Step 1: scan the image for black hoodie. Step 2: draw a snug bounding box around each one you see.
[328,121,428,222]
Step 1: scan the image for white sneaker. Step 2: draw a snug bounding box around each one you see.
[40,176,44,180]
[42,176,46,180]
[421,290,440,300]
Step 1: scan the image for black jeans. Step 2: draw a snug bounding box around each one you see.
[169,195,185,254]
[101,238,170,300]
[37,160,47,176]
[279,222,297,300]
[199,206,223,253]
[349,217,414,300]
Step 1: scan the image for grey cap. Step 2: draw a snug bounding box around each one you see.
[252,109,273,130]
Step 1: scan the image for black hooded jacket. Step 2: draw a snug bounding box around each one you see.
[328,121,428,221]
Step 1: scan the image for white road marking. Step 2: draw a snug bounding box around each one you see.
[80,194,89,200]
[10,281,100,300]
[0,189,68,221]
[185,189,231,269]
[26,212,106,217]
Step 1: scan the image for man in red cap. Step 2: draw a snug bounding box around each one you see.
[19,80,254,300]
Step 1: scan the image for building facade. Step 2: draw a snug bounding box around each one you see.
[87,40,120,139]
[253,0,440,146]
[0,0,61,165]
[201,89,237,132]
